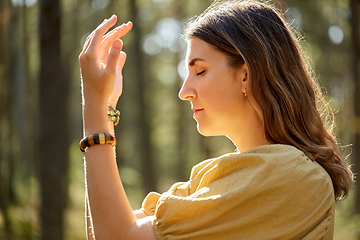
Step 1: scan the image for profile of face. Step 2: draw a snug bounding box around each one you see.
[178,37,252,138]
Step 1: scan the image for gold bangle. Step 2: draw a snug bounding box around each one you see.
[79,133,117,152]
[108,104,120,126]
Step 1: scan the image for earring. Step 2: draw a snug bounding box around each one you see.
[244,90,247,97]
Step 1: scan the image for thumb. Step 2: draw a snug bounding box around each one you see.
[105,39,123,76]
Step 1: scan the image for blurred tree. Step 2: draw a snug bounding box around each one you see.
[128,0,157,193]
[6,0,20,210]
[1,0,37,237]
[18,0,32,177]
[0,1,13,239]
[351,0,360,215]
[39,0,70,238]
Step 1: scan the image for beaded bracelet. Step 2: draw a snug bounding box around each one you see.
[108,104,120,126]
[79,133,117,152]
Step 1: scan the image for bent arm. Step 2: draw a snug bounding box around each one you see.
[80,15,157,240]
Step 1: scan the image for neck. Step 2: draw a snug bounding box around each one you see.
[230,133,269,153]
[228,115,269,153]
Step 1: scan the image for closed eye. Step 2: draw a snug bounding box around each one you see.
[197,70,205,76]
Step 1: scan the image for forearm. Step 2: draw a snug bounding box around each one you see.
[85,194,95,240]
[83,102,136,238]
[85,103,115,239]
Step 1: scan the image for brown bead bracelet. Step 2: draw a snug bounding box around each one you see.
[79,133,117,152]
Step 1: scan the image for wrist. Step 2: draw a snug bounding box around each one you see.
[83,100,109,136]
[82,93,108,107]
[107,97,118,109]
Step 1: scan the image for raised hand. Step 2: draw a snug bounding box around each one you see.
[79,15,132,107]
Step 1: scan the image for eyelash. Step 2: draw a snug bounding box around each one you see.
[197,70,205,76]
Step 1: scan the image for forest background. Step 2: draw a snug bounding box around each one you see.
[0,0,360,239]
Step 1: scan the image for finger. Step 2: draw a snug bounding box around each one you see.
[102,24,124,42]
[90,15,118,48]
[101,21,132,42]
[101,22,132,53]
[82,18,109,51]
[119,21,133,38]
[102,22,132,47]
[100,38,122,64]
[82,31,95,51]
[102,30,124,55]
[117,51,127,71]
[105,39,122,76]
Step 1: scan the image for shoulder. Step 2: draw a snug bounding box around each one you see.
[220,144,332,183]
[198,144,334,200]
[249,144,333,187]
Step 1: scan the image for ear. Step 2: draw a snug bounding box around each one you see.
[236,63,248,95]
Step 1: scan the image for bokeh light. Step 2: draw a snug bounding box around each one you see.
[328,25,344,45]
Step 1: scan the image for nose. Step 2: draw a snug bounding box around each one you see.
[178,77,196,101]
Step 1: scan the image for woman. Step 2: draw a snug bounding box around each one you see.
[78,1,354,239]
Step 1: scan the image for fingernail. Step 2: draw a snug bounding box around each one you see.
[114,40,121,48]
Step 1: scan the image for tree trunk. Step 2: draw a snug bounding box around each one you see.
[20,0,36,181]
[128,0,157,193]
[0,0,14,238]
[39,0,70,239]
[351,0,360,216]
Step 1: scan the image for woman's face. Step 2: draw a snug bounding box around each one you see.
[179,37,248,137]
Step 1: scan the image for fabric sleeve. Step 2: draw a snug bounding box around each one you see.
[141,181,192,216]
[141,192,161,216]
[150,150,335,240]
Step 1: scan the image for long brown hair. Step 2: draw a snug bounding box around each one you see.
[184,0,353,201]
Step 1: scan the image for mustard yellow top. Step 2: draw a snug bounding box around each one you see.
[141,144,335,240]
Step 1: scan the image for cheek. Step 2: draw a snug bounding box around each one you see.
[198,72,243,110]
[198,83,224,107]
[205,87,242,114]
[220,90,245,118]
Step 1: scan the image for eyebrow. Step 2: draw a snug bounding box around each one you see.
[188,58,205,67]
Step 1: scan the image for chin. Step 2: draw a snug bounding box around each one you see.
[196,123,219,137]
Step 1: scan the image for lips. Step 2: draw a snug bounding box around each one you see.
[192,108,204,114]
